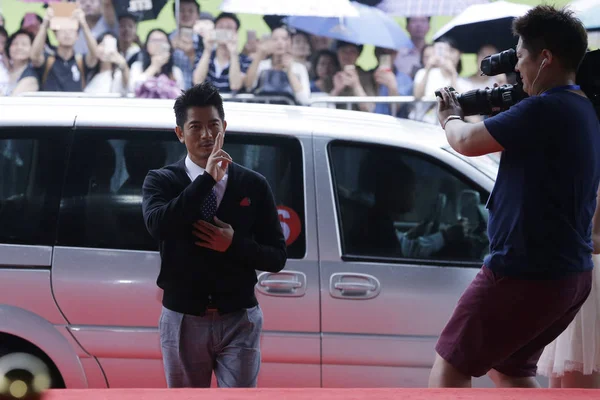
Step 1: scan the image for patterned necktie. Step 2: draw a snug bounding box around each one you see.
[200,188,218,222]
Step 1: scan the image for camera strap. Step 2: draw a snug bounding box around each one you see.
[541,85,580,97]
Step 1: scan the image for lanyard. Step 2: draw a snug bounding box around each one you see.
[541,85,581,97]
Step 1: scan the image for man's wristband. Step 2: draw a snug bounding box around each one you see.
[442,115,463,129]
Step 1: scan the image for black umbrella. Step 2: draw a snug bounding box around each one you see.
[112,0,169,22]
[432,1,531,54]
[354,0,383,6]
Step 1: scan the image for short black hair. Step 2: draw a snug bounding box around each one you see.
[6,30,34,59]
[512,5,588,72]
[0,26,7,40]
[214,12,240,31]
[310,49,340,79]
[118,13,138,24]
[173,0,200,18]
[174,82,225,128]
[335,40,364,55]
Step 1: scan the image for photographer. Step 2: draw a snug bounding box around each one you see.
[429,6,600,388]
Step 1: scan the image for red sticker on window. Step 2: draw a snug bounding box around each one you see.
[277,205,301,246]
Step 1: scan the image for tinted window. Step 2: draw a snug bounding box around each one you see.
[0,128,69,246]
[224,135,306,259]
[57,130,306,258]
[329,141,489,264]
[57,129,180,251]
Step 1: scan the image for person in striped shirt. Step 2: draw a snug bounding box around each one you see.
[192,13,251,93]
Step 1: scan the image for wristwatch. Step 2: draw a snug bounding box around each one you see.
[442,115,463,129]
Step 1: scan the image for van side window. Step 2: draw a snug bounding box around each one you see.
[0,129,69,246]
[56,130,306,259]
[224,135,306,259]
[329,141,490,264]
[56,130,185,251]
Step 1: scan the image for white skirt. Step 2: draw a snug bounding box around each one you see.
[537,255,600,377]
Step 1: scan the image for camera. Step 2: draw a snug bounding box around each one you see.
[435,48,600,118]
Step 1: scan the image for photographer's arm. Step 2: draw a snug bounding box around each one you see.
[437,87,504,156]
[444,120,504,157]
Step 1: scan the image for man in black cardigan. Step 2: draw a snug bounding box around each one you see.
[142,82,287,388]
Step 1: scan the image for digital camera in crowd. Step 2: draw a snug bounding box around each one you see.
[435,48,600,118]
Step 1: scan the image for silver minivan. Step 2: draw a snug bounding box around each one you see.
[0,96,507,389]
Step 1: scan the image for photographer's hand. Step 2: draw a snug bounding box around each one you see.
[436,87,464,128]
[435,86,504,157]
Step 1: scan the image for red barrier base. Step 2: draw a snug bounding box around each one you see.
[38,388,599,400]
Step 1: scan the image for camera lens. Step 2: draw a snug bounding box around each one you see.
[481,48,517,76]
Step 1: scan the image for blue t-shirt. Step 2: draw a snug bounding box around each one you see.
[483,90,600,279]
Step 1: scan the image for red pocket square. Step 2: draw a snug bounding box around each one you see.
[240,197,251,206]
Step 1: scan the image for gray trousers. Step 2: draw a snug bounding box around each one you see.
[159,305,263,388]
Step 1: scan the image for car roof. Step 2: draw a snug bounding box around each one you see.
[0,97,449,149]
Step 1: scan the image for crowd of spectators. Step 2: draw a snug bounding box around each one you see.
[0,0,508,124]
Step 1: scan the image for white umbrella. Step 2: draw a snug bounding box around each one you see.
[220,0,360,17]
[377,0,489,17]
[433,0,531,53]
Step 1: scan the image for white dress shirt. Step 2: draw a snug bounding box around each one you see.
[185,155,228,207]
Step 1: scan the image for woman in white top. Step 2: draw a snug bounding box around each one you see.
[129,29,184,95]
[85,32,130,95]
[1,30,38,96]
[411,40,469,124]
[244,26,310,105]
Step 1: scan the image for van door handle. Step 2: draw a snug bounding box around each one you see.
[333,282,376,292]
[330,273,381,300]
[261,280,303,289]
[256,271,306,297]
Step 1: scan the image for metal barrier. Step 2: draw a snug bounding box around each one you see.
[16,91,297,105]
[18,92,133,98]
[308,95,438,117]
[220,93,297,105]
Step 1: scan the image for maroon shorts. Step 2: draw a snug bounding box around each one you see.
[435,265,592,378]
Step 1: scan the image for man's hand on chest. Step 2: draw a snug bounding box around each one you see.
[192,217,234,252]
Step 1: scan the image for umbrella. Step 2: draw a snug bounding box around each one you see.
[113,0,169,22]
[377,0,489,17]
[432,0,531,54]
[572,0,600,32]
[285,2,413,50]
[220,0,359,17]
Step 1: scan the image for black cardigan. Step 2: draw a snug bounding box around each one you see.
[142,159,287,315]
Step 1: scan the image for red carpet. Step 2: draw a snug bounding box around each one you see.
[40,388,599,400]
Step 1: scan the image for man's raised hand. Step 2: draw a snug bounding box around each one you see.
[206,131,232,182]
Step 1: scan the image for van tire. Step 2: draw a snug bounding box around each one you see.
[0,342,66,390]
